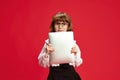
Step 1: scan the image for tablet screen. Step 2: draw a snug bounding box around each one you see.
[48,31,75,64]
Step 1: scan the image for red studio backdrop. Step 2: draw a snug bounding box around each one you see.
[0,0,120,80]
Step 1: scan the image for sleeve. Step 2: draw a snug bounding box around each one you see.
[74,42,83,67]
[38,40,50,68]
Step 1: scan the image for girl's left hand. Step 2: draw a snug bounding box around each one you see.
[71,45,78,55]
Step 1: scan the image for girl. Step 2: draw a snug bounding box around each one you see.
[38,12,83,80]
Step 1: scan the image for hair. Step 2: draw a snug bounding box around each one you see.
[49,12,72,32]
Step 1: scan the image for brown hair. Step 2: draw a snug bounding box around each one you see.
[50,12,72,32]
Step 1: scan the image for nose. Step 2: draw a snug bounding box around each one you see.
[58,25,63,29]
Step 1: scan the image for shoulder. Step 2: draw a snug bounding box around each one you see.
[74,40,76,43]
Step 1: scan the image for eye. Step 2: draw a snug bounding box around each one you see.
[55,22,68,26]
[56,22,60,25]
[62,23,66,25]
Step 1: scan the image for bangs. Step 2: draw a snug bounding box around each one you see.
[53,15,70,23]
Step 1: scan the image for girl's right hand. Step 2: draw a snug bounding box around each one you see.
[46,44,55,54]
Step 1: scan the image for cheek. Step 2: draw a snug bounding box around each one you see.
[64,26,68,30]
[54,26,58,31]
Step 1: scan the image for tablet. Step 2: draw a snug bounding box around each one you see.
[48,31,75,64]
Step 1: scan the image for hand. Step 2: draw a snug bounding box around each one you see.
[71,45,78,55]
[46,43,55,54]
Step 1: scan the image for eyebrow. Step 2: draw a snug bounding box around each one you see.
[55,21,68,23]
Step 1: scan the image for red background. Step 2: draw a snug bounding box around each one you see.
[0,0,120,80]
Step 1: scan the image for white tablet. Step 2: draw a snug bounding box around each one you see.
[48,31,75,64]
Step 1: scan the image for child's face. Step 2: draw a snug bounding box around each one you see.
[54,21,68,32]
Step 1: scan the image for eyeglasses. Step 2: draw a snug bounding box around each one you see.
[55,22,68,26]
